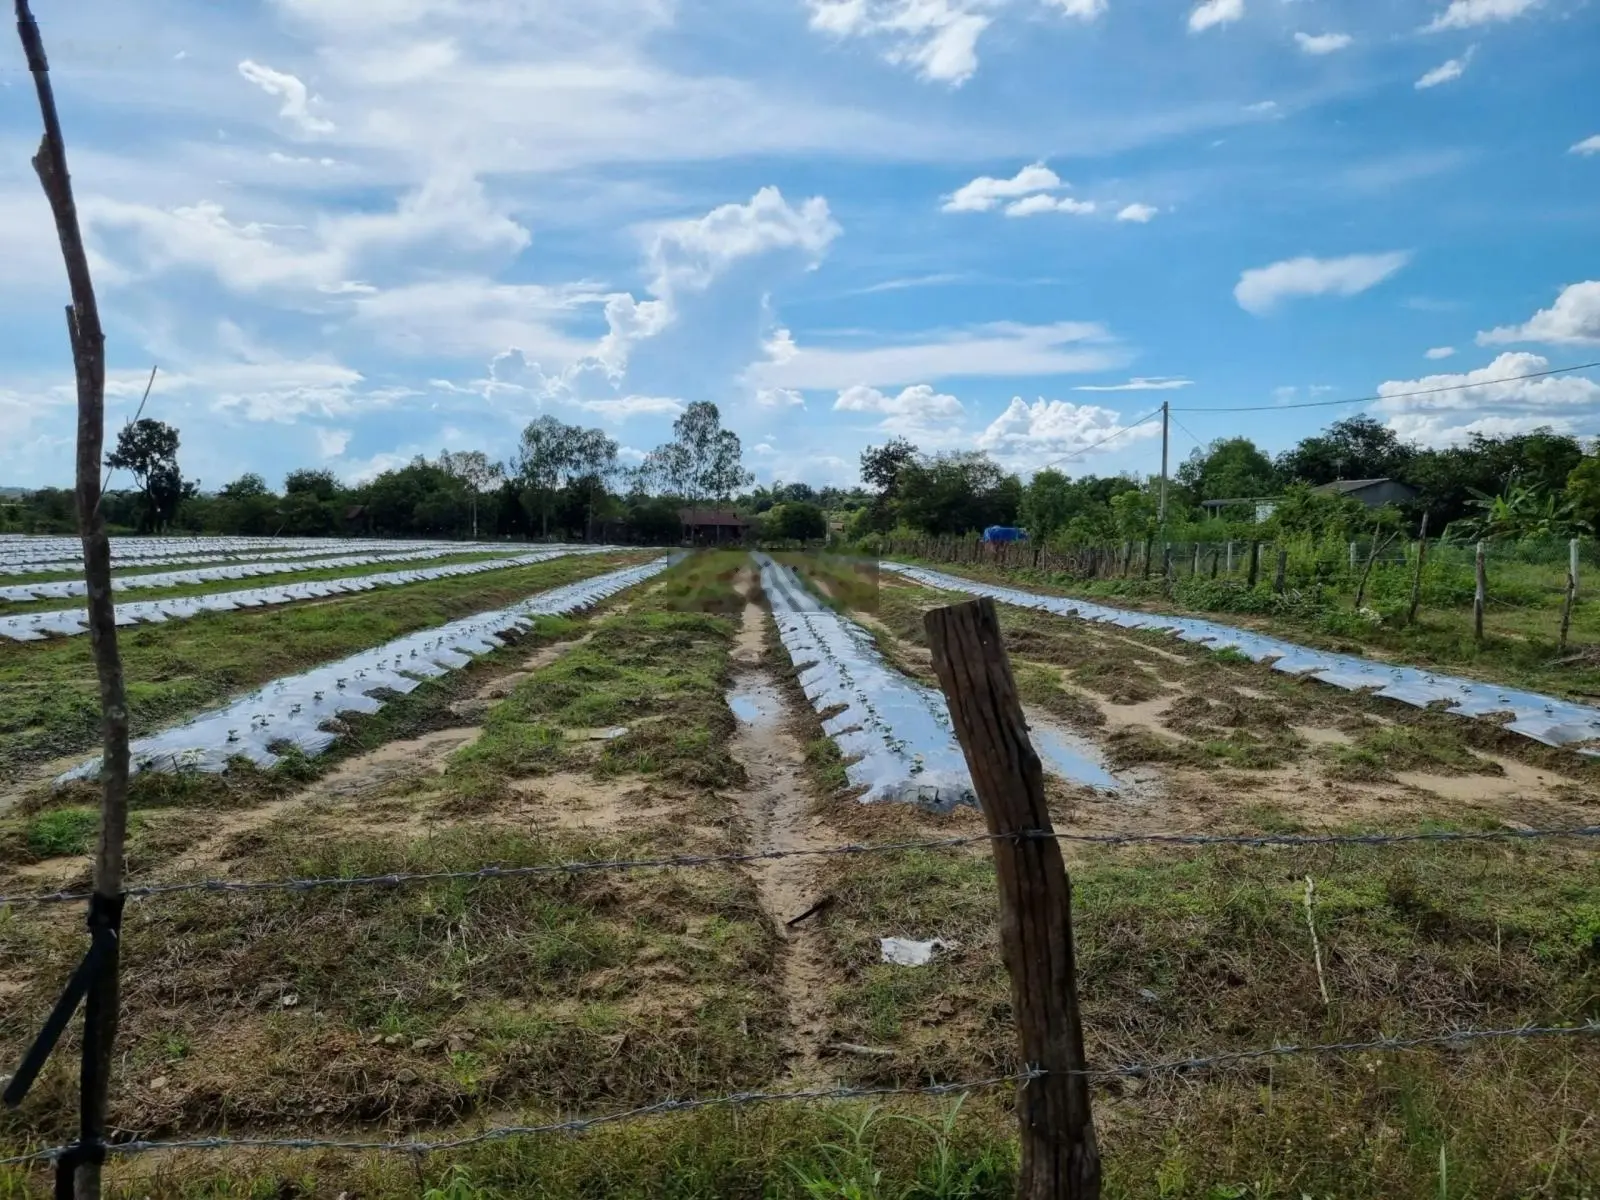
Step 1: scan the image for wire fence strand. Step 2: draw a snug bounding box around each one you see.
[3,825,1598,907]
[4,1022,1597,1168]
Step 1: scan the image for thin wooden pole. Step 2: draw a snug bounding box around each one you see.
[1407,512,1430,625]
[1571,537,1581,602]
[925,599,1100,1199]
[1246,540,1260,588]
[1272,548,1287,594]
[1474,540,1487,642]
[16,5,130,1197]
[1353,529,1396,610]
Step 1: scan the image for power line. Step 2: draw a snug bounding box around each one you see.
[1035,406,1165,472]
[1168,412,1207,450]
[1171,360,1600,414]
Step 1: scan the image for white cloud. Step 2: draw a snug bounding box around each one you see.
[806,0,992,85]
[1115,203,1158,223]
[942,163,1063,213]
[315,428,353,458]
[1571,135,1600,156]
[646,186,839,296]
[976,397,1163,471]
[1422,0,1537,32]
[1416,52,1472,89]
[1004,194,1096,217]
[1072,376,1193,391]
[238,60,335,134]
[1245,100,1279,114]
[575,395,687,419]
[834,383,965,433]
[745,320,1123,390]
[756,387,807,408]
[1294,31,1352,54]
[1234,251,1410,315]
[1189,0,1244,33]
[1477,281,1600,346]
[1373,352,1600,445]
[1425,346,1457,359]
[352,280,606,361]
[1044,0,1107,15]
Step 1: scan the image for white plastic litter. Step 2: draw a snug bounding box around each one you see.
[758,554,977,811]
[879,937,954,966]
[0,549,609,642]
[58,557,672,782]
[884,563,1600,754]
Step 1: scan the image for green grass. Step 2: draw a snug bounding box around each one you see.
[897,556,1600,703]
[21,806,99,856]
[0,551,648,774]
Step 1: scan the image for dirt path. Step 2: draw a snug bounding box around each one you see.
[727,592,837,1083]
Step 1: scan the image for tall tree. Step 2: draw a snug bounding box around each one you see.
[1020,468,1075,540]
[104,418,196,530]
[860,437,919,495]
[1177,436,1279,500]
[638,402,751,502]
[1276,416,1414,486]
[438,449,506,539]
[515,419,619,536]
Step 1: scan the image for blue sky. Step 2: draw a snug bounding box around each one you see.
[2,0,1597,492]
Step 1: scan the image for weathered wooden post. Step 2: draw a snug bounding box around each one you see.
[1571,537,1581,602]
[1474,540,1487,642]
[925,599,1101,1200]
[1273,548,1287,594]
[1407,513,1430,625]
[1247,540,1260,589]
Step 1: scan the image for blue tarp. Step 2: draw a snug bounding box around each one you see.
[982,526,1028,543]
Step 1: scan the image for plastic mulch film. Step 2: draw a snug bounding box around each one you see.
[0,549,612,642]
[884,563,1600,754]
[758,554,977,811]
[57,556,673,782]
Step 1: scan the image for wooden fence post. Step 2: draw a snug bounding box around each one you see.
[925,599,1101,1200]
[1273,548,1287,594]
[1571,537,1581,602]
[1210,547,1220,580]
[1191,544,1201,577]
[1247,540,1260,588]
[1225,540,1234,575]
[1474,540,1487,642]
[1407,513,1429,625]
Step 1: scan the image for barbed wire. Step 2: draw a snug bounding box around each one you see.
[3,825,1598,908]
[3,1022,1597,1168]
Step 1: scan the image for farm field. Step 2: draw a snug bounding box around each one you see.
[878,542,1600,706]
[0,544,1596,1197]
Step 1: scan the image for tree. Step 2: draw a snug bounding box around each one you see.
[1448,484,1586,542]
[280,468,342,536]
[1178,437,1279,501]
[438,450,506,539]
[1568,452,1600,535]
[766,501,827,541]
[284,468,340,500]
[515,419,619,536]
[861,438,919,495]
[105,418,197,531]
[1276,416,1414,486]
[1019,468,1074,541]
[1406,428,1586,529]
[895,452,1020,536]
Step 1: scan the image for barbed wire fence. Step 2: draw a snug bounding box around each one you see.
[4,622,1600,1191]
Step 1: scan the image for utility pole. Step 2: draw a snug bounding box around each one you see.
[1158,400,1170,527]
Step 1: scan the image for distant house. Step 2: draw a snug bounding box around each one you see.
[679,508,754,545]
[1311,478,1418,509]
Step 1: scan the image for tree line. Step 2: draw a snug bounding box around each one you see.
[851,417,1600,547]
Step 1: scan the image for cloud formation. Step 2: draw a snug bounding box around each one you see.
[1188,0,1244,33]
[1234,251,1410,315]
[1072,376,1193,391]
[1422,0,1538,33]
[1294,31,1352,54]
[1477,281,1600,346]
[1416,52,1472,89]
[976,397,1163,472]
[1425,346,1457,359]
[834,383,965,433]
[1571,135,1600,156]
[1374,351,1600,445]
[1115,203,1158,223]
[942,163,1064,213]
[238,60,335,134]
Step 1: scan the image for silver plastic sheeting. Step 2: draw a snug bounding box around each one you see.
[0,544,520,602]
[59,557,671,782]
[0,548,607,642]
[0,536,472,574]
[757,555,977,811]
[1,541,466,579]
[883,563,1600,753]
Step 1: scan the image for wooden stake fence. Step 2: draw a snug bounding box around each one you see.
[1474,540,1487,643]
[925,598,1101,1200]
[1407,514,1429,625]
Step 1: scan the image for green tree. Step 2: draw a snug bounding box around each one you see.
[895,452,1019,536]
[1178,437,1279,501]
[105,418,197,531]
[1019,468,1074,540]
[438,450,506,539]
[766,501,827,541]
[639,402,751,501]
[216,473,278,536]
[1276,416,1414,486]
[1567,452,1600,535]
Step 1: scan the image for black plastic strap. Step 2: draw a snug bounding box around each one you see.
[2,891,124,1109]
